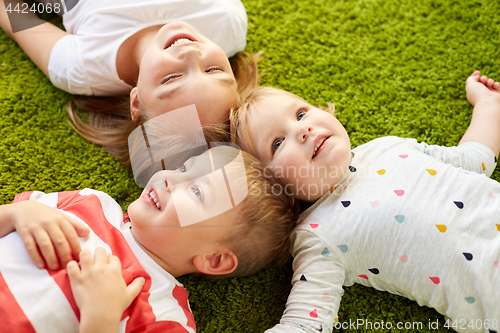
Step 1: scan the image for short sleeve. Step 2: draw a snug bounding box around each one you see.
[13,191,58,207]
[223,0,247,57]
[265,230,345,333]
[48,35,92,95]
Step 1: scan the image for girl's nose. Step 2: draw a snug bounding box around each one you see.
[297,125,312,143]
[177,47,203,62]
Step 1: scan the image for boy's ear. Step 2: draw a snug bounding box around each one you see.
[193,251,238,276]
[130,87,140,123]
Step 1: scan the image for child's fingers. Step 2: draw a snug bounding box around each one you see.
[18,231,45,269]
[59,220,84,262]
[67,217,90,238]
[31,228,61,270]
[78,249,93,273]
[45,224,76,269]
[127,277,145,301]
[66,260,81,283]
[92,247,110,268]
[108,253,122,270]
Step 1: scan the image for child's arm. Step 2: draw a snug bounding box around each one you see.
[265,231,345,333]
[0,200,89,269]
[0,0,68,77]
[67,248,145,333]
[459,71,500,158]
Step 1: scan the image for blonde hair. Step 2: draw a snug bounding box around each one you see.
[230,86,335,155]
[208,149,299,278]
[67,51,260,169]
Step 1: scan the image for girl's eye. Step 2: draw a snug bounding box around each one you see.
[297,108,307,120]
[191,185,203,201]
[272,139,283,152]
[178,164,186,172]
[205,66,223,73]
[162,74,181,84]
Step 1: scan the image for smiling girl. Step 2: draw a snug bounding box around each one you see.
[0,0,258,167]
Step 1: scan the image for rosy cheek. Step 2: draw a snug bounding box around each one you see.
[280,152,301,171]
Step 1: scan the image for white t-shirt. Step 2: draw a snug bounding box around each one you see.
[266,136,500,333]
[48,0,247,95]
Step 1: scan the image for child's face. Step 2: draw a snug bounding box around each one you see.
[127,147,244,276]
[243,91,351,202]
[134,21,237,125]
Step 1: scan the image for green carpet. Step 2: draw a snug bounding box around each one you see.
[1,0,499,332]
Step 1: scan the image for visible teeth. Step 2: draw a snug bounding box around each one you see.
[314,138,326,153]
[149,190,161,210]
[172,38,191,46]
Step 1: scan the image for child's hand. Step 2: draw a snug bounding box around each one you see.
[7,201,90,270]
[67,248,145,333]
[466,71,500,107]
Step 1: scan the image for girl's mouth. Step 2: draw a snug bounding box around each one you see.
[312,136,330,158]
[164,34,197,49]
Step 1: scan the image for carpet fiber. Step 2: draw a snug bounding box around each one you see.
[1,0,499,332]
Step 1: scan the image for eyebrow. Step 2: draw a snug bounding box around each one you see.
[158,76,236,100]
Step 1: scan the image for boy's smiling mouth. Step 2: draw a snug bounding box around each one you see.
[148,189,161,210]
[312,136,330,159]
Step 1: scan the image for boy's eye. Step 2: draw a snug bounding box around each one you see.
[162,74,181,84]
[178,164,186,172]
[272,139,283,152]
[191,185,203,201]
[205,66,223,73]
[297,108,307,120]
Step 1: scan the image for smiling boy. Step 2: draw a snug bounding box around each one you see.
[0,145,298,332]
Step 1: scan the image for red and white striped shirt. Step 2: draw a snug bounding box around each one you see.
[0,189,196,333]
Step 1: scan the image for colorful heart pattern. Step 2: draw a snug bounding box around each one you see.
[436,225,447,233]
[297,147,500,320]
[429,277,441,284]
[337,245,348,253]
[394,215,405,223]
[464,297,475,304]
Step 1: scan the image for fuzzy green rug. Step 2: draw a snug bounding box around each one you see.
[1,0,499,332]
